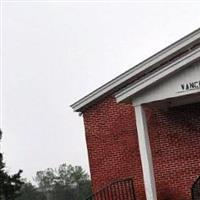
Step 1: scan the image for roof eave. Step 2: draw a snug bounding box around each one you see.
[115,48,200,103]
[71,28,200,113]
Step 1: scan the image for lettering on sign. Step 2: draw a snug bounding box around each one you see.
[178,80,200,93]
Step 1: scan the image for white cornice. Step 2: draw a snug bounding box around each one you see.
[115,48,200,103]
[71,28,200,112]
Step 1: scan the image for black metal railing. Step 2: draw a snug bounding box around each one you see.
[86,178,136,200]
[192,176,200,200]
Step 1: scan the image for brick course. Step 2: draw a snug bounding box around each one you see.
[82,95,200,200]
[149,103,200,200]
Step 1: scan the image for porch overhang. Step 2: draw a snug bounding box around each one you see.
[115,48,200,107]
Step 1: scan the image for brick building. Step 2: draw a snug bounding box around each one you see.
[71,28,200,200]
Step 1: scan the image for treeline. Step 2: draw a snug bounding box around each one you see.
[0,129,92,200]
[17,164,92,200]
[0,129,24,200]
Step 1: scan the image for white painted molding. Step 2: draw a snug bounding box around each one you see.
[116,48,200,103]
[132,61,200,106]
[71,28,200,112]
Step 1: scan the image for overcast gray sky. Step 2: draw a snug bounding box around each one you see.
[1,0,200,181]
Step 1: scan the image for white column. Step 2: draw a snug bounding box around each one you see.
[134,105,157,200]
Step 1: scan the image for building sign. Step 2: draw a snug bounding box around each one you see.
[179,80,200,93]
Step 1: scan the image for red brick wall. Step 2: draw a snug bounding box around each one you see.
[83,96,146,199]
[83,95,200,200]
[148,103,200,200]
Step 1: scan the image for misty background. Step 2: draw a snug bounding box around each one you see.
[1,0,200,181]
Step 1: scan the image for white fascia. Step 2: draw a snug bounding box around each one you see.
[115,48,200,103]
[71,28,200,112]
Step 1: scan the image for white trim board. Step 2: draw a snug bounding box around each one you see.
[115,48,200,104]
[71,28,200,112]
